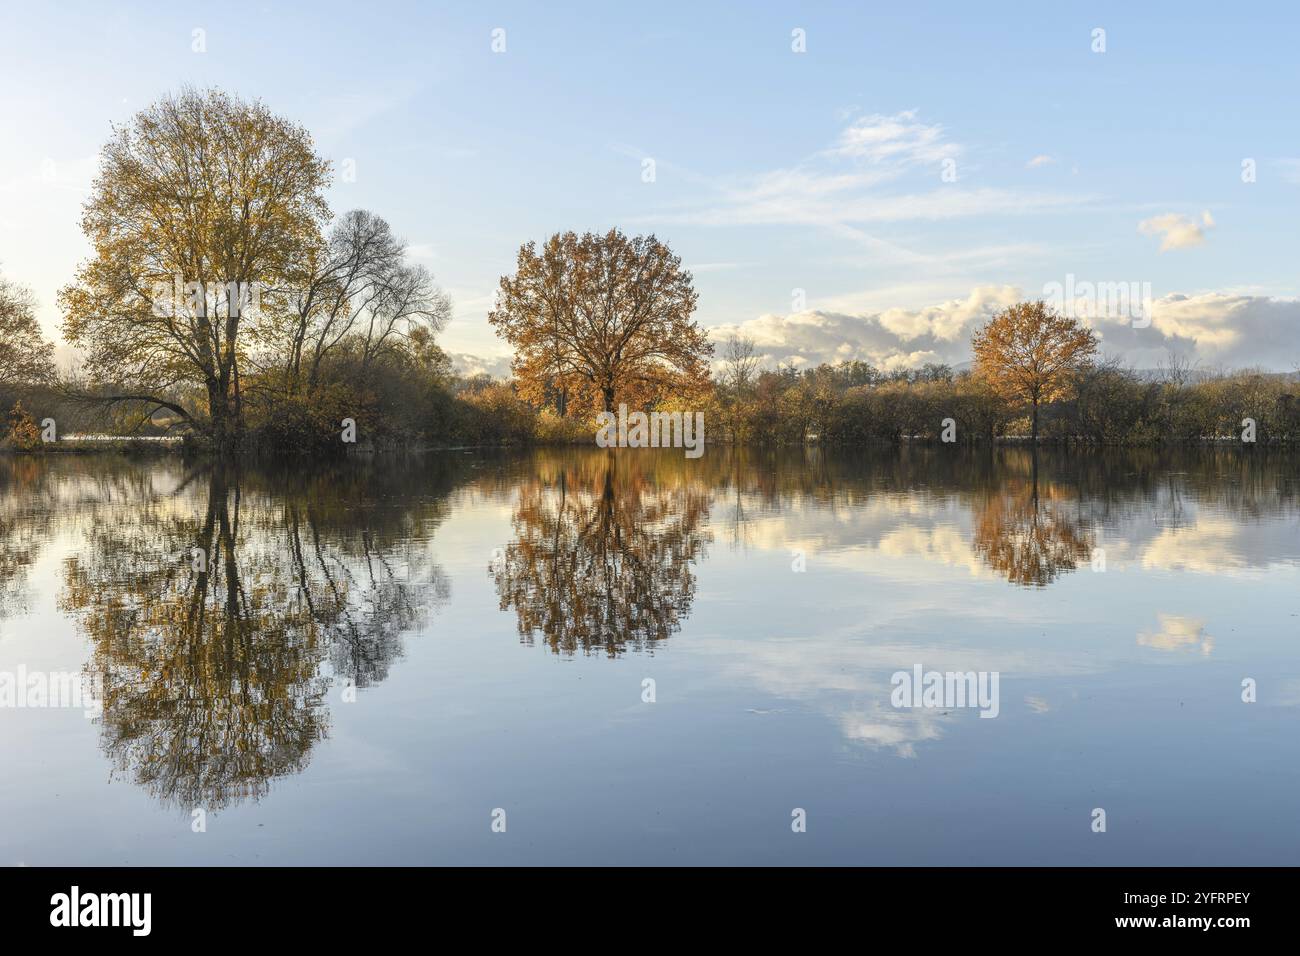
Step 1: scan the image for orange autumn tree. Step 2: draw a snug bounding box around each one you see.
[488,230,712,417]
[971,301,1098,442]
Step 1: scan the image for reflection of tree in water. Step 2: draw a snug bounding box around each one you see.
[0,457,53,623]
[59,465,451,811]
[971,456,1095,586]
[492,451,711,656]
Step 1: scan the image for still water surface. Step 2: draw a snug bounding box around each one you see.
[1,447,1298,864]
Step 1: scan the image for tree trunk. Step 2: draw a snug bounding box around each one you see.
[207,379,238,456]
[1031,398,1039,444]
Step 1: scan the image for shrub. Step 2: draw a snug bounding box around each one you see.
[4,402,43,451]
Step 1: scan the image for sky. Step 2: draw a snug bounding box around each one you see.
[2,0,1299,375]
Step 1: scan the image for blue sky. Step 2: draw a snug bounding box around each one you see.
[2,1,1299,372]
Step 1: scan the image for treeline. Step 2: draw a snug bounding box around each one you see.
[8,331,1300,452]
[708,358,1300,445]
[1,367,588,453]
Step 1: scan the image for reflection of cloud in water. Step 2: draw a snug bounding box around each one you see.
[720,459,1300,585]
[839,704,948,759]
[744,505,998,584]
[691,633,1101,756]
[876,524,989,577]
[751,503,1300,585]
[1137,614,1214,656]
[741,495,969,558]
[1141,518,1246,575]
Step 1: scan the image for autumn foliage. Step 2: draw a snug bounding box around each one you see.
[971,301,1098,441]
[489,230,713,417]
[59,87,332,451]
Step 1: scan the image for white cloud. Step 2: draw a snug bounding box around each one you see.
[1140,292,1300,367]
[639,111,1089,236]
[450,352,513,379]
[1138,210,1214,251]
[1026,154,1056,168]
[709,287,1300,372]
[658,185,1083,230]
[708,286,1021,370]
[821,110,958,166]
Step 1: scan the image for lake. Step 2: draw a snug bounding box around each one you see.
[2,446,1298,865]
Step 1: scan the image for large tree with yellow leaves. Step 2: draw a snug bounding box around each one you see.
[59,88,331,451]
[971,301,1098,442]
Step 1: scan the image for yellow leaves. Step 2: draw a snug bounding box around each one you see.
[4,402,43,450]
[972,300,1097,408]
[0,275,56,389]
[60,88,332,411]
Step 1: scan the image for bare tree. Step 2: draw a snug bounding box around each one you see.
[1158,348,1198,387]
[721,335,760,393]
[274,209,450,391]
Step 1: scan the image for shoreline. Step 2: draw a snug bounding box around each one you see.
[4,435,1299,457]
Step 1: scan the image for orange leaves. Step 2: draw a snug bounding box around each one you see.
[972,300,1098,408]
[489,229,713,415]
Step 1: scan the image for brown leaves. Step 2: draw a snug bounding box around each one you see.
[488,229,713,415]
[972,300,1098,409]
[0,274,55,388]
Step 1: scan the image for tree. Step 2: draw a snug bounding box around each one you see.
[721,335,759,392]
[971,300,1098,442]
[0,272,55,389]
[488,229,712,415]
[715,335,760,441]
[269,209,450,392]
[60,465,452,808]
[59,87,332,452]
[4,402,42,451]
[491,452,709,655]
[971,466,1094,586]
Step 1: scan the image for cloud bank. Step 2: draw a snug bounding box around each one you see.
[708,288,1300,372]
